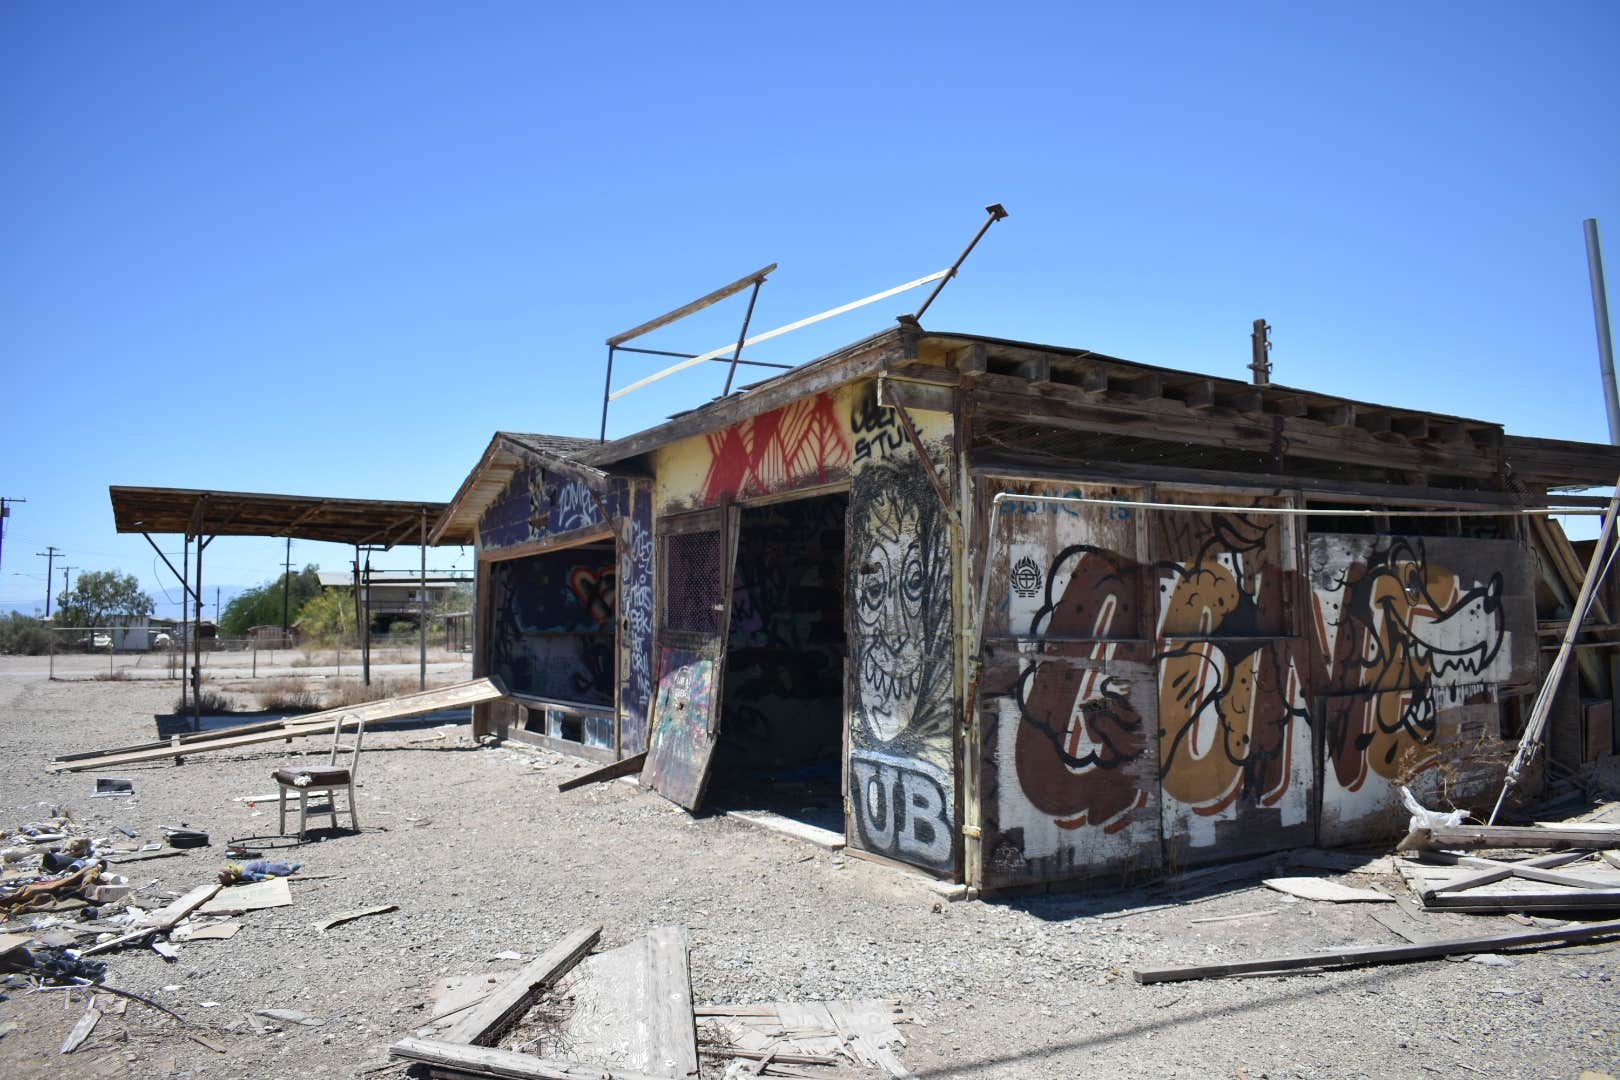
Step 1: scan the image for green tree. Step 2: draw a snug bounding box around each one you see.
[220,564,324,636]
[295,588,356,645]
[0,612,52,655]
[54,570,154,629]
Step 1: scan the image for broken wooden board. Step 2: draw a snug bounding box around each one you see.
[199,877,291,915]
[427,972,512,1024]
[539,926,699,1080]
[1399,854,1620,912]
[698,1000,912,1077]
[1400,823,1620,852]
[1133,917,1620,983]
[0,932,31,960]
[48,677,506,772]
[390,1037,681,1080]
[557,752,647,793]
[440,925,601,1046]
[60,1007,100,1054]
[169,920,241,942]
[80,882,221,957]
[1263,877,1394,904]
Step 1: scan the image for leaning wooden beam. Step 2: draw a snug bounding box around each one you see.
[48,678,505,772]
[441,925,602,1046]
[1132,918,1620,984]
[606,263,777,348]
[1399,824,1620,853]
[389,1037,679,1080]
[557,752,647,793]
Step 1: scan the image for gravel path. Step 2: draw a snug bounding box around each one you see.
[0,660,1616,1079]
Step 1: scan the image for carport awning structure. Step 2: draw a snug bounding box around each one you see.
[108,486,451,548]
[109,486,457,722]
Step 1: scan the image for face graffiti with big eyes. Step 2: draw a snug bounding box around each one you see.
[852,482,950,744]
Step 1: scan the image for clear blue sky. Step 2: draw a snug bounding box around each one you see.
[3,2,1617,618]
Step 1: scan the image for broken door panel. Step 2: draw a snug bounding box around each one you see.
[639,508,737,811]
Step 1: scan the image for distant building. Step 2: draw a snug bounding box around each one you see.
[317,570,472,632]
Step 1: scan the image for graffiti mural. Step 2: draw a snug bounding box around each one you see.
[851,384,904,463]
[983,485,1311,884]
[1311,534,1534,842]
[700,393,852,505]
[846,448,957,873]
[618,485,655,755]
[640,648,720,810]
[488,547,617,706]
[480,466,613,551]
[848,750,953,870]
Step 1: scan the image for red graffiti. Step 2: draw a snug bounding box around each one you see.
[701,394,852,504]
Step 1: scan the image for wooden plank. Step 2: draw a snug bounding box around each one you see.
[441,925,601,1046]
[80,882,221,956]
[1401,824,1620,852]
[389,1037,680,1080]
[1133,917,1620,984]
[606,263,777,347]
[49,678,506,771]
[1262,878,1393,903]
[60,1007,99,1054]
[1418,851,1591,897]
[1422,890,1620,913]
[557,752,647,793]
[555,927,698,1078]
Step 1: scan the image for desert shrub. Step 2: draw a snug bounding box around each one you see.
[0,613,51,655]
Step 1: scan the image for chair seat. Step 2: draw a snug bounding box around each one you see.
[274,765,351,787]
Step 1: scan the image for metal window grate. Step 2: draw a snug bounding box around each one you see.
[665,529,723,635]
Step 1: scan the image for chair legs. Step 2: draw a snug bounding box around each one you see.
[275,782,359,840]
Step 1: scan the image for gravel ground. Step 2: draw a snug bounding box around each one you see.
[1,659,1617,1080]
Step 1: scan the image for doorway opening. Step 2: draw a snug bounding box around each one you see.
[706,492,848,832]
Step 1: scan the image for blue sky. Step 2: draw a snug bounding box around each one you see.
[3,3,1616,617]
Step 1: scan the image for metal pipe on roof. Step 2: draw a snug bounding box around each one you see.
[1585,219,1619,445]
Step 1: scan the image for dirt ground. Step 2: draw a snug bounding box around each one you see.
[1,659,1616,1080]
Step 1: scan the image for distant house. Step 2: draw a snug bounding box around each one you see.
[317,570,472,632]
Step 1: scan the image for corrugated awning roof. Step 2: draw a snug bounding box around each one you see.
[109,486,451,547]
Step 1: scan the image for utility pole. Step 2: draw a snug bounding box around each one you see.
[0,497,23,574]
[1249,319,1273,386]
[60,566,77,610]
[36,547,60,617]
[215,586,220,623]
[282,537,292,636]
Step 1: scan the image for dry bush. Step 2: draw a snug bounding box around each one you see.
[174,688,235,714]
[255,677,321,712]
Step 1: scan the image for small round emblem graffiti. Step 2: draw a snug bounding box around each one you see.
[1011,555,1043,598]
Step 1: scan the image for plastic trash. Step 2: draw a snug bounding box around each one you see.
[1400,785,1468,832]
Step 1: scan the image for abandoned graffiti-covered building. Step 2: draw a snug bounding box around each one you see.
[432,322,1620,891]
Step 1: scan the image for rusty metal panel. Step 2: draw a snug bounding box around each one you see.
[1310,534,1535,843]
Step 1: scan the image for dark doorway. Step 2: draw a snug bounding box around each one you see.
[706,493,848,832]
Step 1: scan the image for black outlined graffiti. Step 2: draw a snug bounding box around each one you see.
[851,385,904,464]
